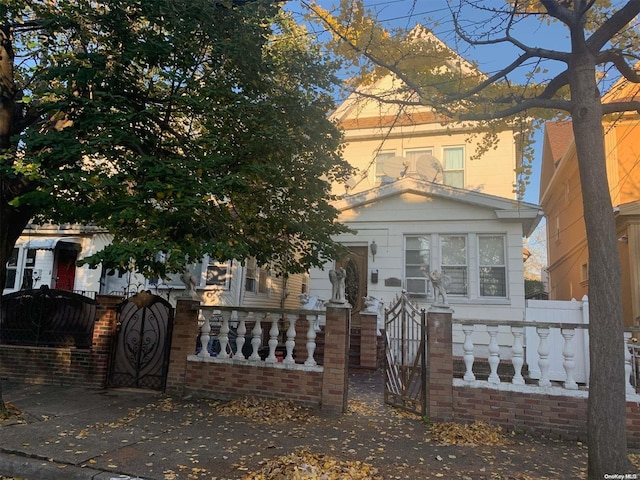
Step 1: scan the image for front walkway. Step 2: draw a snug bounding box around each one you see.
[0,373,595,479]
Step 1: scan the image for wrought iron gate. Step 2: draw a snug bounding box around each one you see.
[109,292,174,391]
[384,292,427,416]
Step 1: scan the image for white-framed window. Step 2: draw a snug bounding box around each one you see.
[442,146,464,188]
[441,235,467,295]
[204,258,231,289]
[150,255,231,290]
[404,236,431,296]
[21,249,37,289]
[404,148,433,167]
[4,248,19,289]
[478,235,507,297]
[374,151,396,184]
[245,257,270,294]
[581,263,589,283]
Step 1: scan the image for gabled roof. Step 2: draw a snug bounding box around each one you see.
[333,176,542,237]
[331,28,480,129]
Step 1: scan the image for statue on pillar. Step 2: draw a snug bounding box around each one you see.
[328,267,347,304]
[428,270,449,306]
[180,270,199,299]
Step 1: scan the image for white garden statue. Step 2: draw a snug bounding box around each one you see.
[328,267,347,304]
[428,270,449,306]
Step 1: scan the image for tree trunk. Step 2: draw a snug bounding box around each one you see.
[569,47,632,478]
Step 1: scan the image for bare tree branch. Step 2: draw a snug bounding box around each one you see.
[597,50,640,83]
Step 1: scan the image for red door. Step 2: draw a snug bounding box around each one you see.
[55,249,77,291]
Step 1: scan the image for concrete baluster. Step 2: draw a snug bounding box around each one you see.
[218,311,230,359]
[537,327,551,387]
[559,328,577,389]
[284,314,296,364]
[305,314,318,366]
[235,310,246,360]
[266,314,279,363]
[462,325,475,381]
[487,325,500,384]
[511,326,525,385]
[249,314,263,361]
[199,314,211,358]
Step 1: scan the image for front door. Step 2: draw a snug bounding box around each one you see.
[336,246,368,327]
[54,249,77,291]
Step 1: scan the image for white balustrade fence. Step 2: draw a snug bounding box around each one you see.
[196,306,323,368]
[454,317,640,397]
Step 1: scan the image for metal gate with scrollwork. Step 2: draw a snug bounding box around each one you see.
[384,292,427,417]
[108,292,174,391]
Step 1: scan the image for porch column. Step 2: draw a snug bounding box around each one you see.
[426,305,453,422]
[166,298,200,396]
[359,311,378,369]
[321,305,351,413]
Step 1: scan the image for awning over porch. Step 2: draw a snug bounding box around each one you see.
[16,237,82,251]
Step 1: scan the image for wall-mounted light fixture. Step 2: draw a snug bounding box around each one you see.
[370,240,377,262]
[618,234,629,244]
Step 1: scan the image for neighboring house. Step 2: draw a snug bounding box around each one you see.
[308,30,542,326]
[4,223,306,309]
[539,77,640,326]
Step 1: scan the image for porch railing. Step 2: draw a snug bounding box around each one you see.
[194,305,324,368]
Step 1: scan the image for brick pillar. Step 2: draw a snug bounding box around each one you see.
[321,305,351,413]
[359,312,378,369]
[92,295,123,387]
[166,298,200,396]
[426,306,453,422]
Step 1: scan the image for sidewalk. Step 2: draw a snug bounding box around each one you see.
[0,373,595,479]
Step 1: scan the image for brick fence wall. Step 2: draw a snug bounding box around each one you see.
[166,299,351,412]
[0,294,121,388]
[426,306,640,448]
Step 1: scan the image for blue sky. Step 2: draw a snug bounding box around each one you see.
[286,0,574,205]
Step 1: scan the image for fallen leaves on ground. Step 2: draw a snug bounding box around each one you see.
[215,397,313,424]
[430,420,513,446]
[0,403,22,421]
[242,449,382,480]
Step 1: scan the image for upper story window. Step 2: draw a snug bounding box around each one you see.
[441,235,467,295]
[442,146,465,188]
[374,151,396,184]
[478,235,507,297]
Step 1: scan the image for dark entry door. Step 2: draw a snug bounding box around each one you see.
[336,246,368,327]
[54,249,77,291]
[109,293,174,391]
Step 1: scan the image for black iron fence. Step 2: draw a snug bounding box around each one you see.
[0,286,98,348]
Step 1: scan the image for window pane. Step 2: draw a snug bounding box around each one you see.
[480,267,506,296]
[206,263,229,287]
[375,152,395,183]
[443,171,464,188]
[479,236,505,265]
[405,149,432,162]
[443,147,464,169]
[442,236,466,265]
[442,266,467,295]
[7,248,18,267]
[5,270,16,289]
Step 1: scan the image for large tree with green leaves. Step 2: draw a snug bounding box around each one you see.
[306,0,639,476]
[0,0,352,415]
